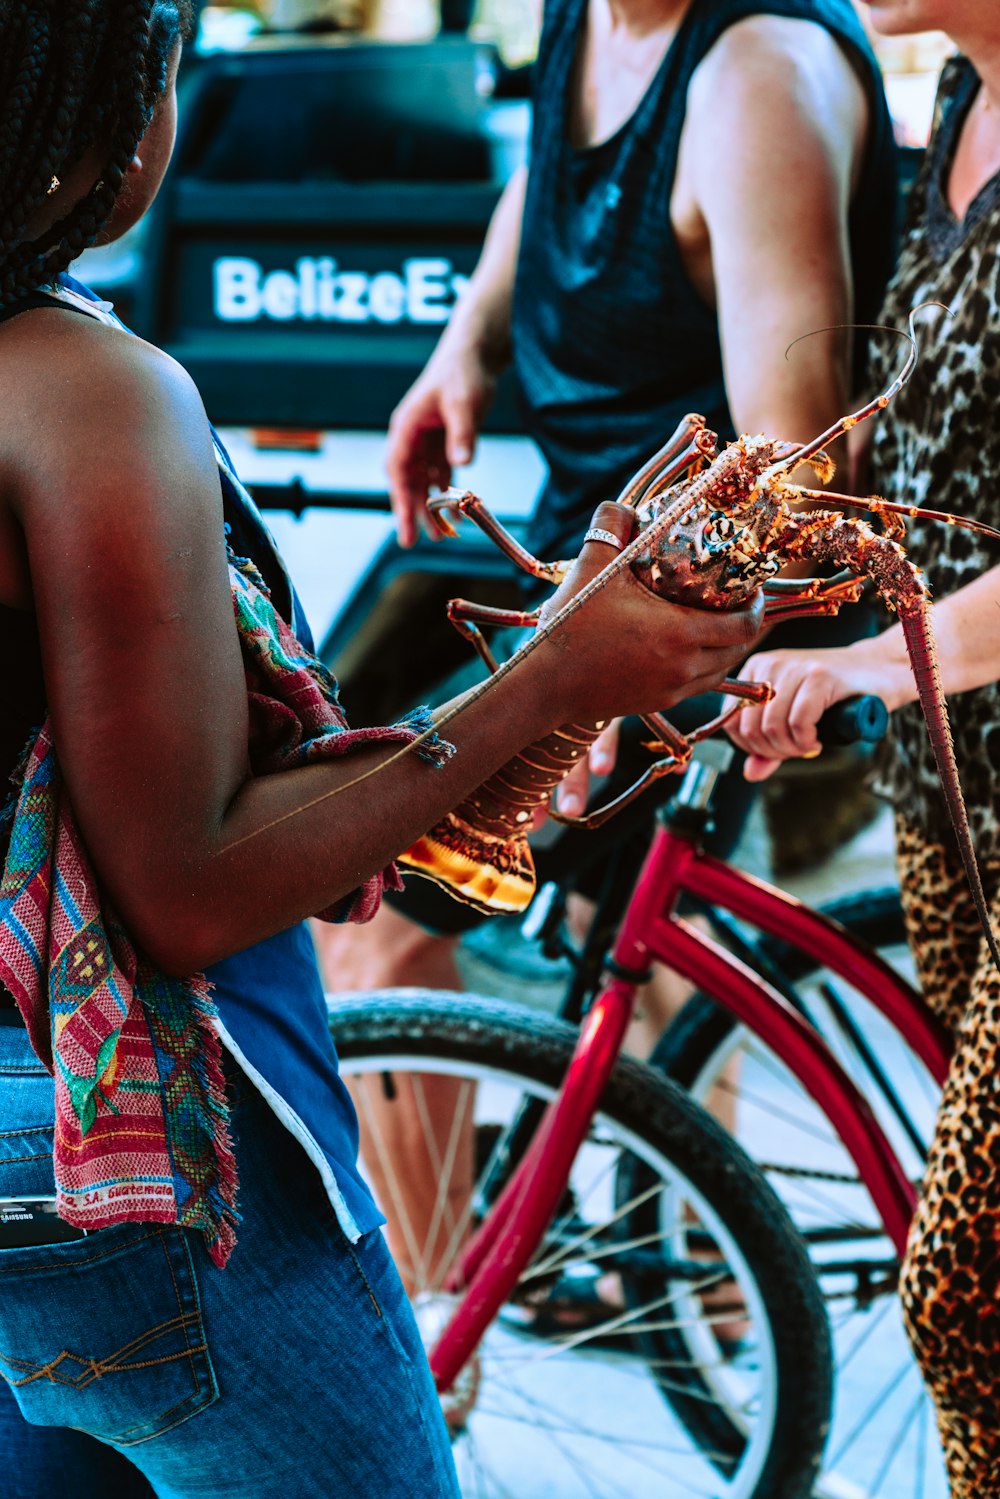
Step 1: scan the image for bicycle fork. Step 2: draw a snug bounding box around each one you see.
[430,975,640,1393]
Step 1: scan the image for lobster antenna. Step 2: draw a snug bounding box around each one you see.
[763,303,950,484]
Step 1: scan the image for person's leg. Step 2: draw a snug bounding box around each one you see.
[0,1067,459,1499]
[896,818,1000,1497]
[316,897,479,1293]
[0,1381,155,1499]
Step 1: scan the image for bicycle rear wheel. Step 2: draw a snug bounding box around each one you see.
[330,989,831,1499]
[652,887,948,1498]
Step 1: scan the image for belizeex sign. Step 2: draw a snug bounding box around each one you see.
[213,255,470,325]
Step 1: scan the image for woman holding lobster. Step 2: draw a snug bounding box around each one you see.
[0,4,764,1496]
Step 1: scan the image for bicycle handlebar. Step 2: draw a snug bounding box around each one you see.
[815,696,889,747]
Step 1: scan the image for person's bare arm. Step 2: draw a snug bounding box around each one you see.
[680,13,869,449]
[12,314,760,975]
[386,165,526,545]
[728,565,1000,779]
[558,19,870,816]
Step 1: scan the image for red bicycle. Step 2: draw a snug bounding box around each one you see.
[329,703,945,1498]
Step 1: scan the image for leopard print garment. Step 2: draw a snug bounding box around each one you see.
[873,56,1000,1497]
[897,816,1000,1498]
[869,55,1000,860]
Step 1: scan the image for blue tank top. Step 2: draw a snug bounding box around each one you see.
[512,0,898,563]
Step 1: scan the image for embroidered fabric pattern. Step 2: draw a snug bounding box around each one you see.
[0,554,452,1267]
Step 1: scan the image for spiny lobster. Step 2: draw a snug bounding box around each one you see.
[395,315,1000,977]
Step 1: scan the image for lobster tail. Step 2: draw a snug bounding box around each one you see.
[398,723,603,915]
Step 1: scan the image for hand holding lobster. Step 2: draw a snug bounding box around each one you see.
[400,312,1000,977]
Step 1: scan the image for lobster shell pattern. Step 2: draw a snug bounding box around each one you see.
[401,722,601,914]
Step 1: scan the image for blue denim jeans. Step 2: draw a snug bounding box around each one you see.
[0,1025,459,1498]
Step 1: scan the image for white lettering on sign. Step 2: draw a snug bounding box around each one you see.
[213,256,470,325]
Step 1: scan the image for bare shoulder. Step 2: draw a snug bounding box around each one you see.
[0,308,217,525]
[689,13,869,147]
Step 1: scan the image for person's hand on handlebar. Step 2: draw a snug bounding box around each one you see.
[725,639,902,780]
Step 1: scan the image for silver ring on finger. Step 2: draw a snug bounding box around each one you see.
[583,527,625,552]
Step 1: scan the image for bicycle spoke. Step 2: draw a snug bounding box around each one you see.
[523,1224,701,1286]
[716,1068,850,1148]
[834,1294,895,1375]
[489,1270,736,1373]
[474,1380,631,1498]
[337,1001,828,1496]
[915,1394,929,1498]
[870,1389,930,1495]
[410,1073,475,1290]
[351,1076,432,1288]
[470,1378,735,1493]
[765,1161,875,1237]
[522,1178,671,1280]
[829,1359,914,1466]
[521,1141,643,1283]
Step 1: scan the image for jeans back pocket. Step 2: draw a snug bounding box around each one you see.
[0,1223,218,1445]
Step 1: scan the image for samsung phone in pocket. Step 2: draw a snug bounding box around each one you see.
[0,1197,87,1248]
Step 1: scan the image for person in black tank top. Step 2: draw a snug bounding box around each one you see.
[513,0,895,565]
[318,0,898,1320]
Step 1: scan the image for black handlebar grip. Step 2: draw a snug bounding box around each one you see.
[816,695,889,747]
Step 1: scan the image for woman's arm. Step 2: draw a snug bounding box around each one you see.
[10,312,760,974]
[385,166,527,545]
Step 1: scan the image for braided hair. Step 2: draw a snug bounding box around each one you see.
[0,0,194,305]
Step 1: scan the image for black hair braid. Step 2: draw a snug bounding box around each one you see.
[0,0,191,307]
[5,5,102,243]
[0,8,55,239]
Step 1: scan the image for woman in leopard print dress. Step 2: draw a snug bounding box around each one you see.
[729,3,1000,1490]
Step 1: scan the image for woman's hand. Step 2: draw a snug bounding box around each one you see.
[385,341,498,548]
[533,502,765,730]
[725,637,910,781]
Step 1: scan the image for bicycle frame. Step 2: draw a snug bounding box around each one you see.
[428,814,953,1395]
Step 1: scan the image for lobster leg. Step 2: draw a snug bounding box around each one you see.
[770,443,836,485]
[445,599,541,673]
[683,680,774,743]
[775,509,1000,975]
[547,681,776,833]
[762,572,866,625]
[427,489,572,585]
[614,425,716,512]
[762,569,856,594]
[786,486,1000,544]
[616,417,717,509]
[637,685,773,754]
[546,748,690,831]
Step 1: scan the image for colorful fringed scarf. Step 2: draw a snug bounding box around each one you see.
[0,554,450,1267]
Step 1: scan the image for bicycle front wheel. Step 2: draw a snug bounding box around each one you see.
[330,989,831,1499]
[652,887,948,1498]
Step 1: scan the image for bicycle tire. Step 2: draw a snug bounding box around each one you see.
[330,989,832,1499]
[650,886,949,1498]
